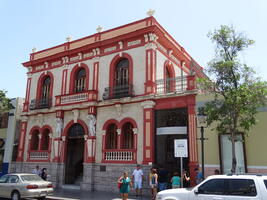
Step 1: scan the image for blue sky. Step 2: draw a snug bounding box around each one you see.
[1,0,266,98]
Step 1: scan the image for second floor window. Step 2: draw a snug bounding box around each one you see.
[115,58,129,86]
[75,68,86,92]
[41,76,51,100]
[166,68,171,93]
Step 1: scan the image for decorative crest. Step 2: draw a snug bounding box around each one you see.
[66,36,72,42]
[147,9,155,17]
[32,47,37,53]
[96,25,103,33]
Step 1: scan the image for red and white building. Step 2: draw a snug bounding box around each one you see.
[14,16,206,191]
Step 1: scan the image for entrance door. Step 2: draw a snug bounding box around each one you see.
[156,135,188,175]
[155,108,189,181]
[65,123,85,184]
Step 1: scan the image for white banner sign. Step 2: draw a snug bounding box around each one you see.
[174,139,188,158]
[156,126,187,135]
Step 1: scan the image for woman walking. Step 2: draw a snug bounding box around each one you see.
[118,172,132,200]
[182,169,190,187]
[149,168,158,200]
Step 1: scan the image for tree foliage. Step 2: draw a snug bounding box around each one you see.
[200,25,267,173]
[0,90,11,113]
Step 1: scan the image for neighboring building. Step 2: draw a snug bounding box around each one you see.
[196,95,267,177]
[12,16,206,191]
[0,111,8,176]
[2,98,24,175]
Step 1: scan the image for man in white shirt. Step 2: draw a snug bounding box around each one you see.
[32,165,41,176]
[132,164,144,197]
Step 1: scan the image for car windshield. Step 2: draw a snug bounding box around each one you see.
[0,175,9,183]
[264,180,267,190]
[21,175,44,182]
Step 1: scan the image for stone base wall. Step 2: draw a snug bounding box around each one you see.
[10,162,152,195]
[9,162,65,188]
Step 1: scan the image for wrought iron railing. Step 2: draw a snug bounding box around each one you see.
[103,84,134,100]
[156,76,194,94]
[29,98,52,110]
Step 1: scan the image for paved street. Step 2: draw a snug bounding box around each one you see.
[45,188,151,200]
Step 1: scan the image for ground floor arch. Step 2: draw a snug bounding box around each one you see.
[65,123,85,185]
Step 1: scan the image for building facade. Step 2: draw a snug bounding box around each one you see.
[197,95,267,177]
[3,98,24,175]
[13,17,206,191]
[0,111,8,176]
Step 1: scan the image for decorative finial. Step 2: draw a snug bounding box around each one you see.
[66,36,72,42]
[96,25,103,33]
[32,47,37,53]
[147,9,155,17]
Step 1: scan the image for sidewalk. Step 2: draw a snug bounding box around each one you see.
[46,188,151,200]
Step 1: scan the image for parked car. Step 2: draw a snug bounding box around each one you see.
[0,173,53,200]
[156,174,267,200]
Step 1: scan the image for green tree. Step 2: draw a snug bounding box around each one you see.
[200,25,267,173]
[0,90,11,113]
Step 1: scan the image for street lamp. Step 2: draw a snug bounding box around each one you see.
[197,107,208,180]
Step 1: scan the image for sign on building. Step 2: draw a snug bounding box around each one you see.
[174,139,188,158]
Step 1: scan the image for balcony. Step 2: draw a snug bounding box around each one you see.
[156,75,196,94]
[102,84,134,100]
[29,98,52,110]
[103,149,136,163]
[29,151,49,160]
[55,90,98,106]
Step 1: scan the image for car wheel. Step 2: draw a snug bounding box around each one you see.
[11,191,20,200]
[37,197,46,200]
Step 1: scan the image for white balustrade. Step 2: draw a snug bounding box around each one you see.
[29,151,49,160]
[104,151,134,161]
[61,93,89,104]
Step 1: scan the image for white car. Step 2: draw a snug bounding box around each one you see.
[0,173,53,200]
[156,174,267,200]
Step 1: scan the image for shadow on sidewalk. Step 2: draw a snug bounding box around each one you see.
[46,188,151,200]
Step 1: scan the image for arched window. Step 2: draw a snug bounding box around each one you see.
[31,130,39,150]
[75,68,86,92]
[40,129,50,150]
[165,68,171,93]
[41,76,51,100]
[106,124,117,149]
[165,64,175,93]
[68,123,85,138]
[115,58,129,86]
[122,122,134,149]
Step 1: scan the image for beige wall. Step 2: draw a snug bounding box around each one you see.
[196,93,267,171]
[0,128,7,139]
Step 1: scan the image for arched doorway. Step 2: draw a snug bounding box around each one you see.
[65,123,85,184]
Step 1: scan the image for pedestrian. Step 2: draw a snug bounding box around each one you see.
[214,169,220,175]
[171,172,181,189]
[149,168,158,200]
[117,172,132,200]
[195,168,203,184]
[158,166,168,191]
[41,168,48,180]
[32,165,41,176]
[182,169,190,187]
[132,164,143,197]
